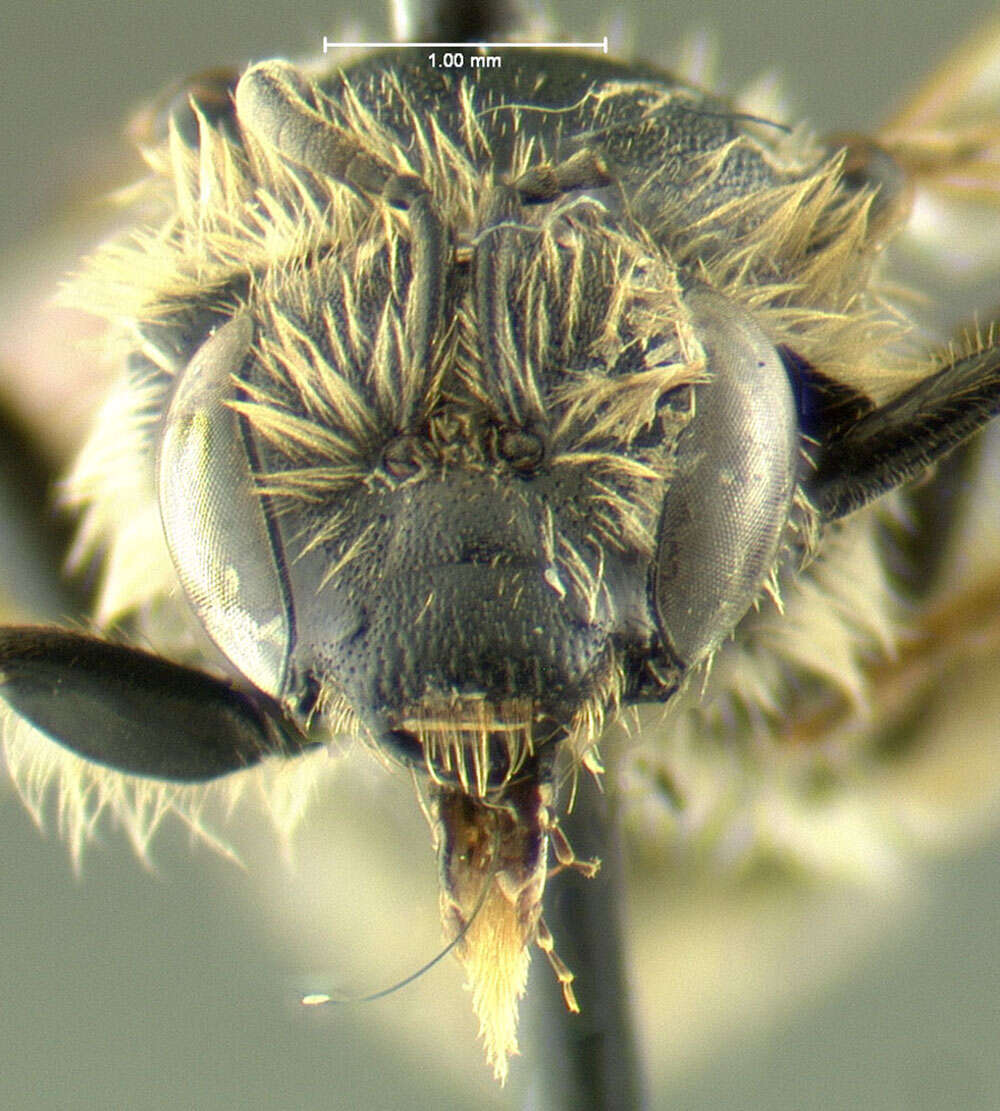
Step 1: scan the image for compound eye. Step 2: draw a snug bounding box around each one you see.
[157,314,292,696]
[652,290,798,670]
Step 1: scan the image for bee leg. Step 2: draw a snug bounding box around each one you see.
[877,14,1000,206]
[808,331,1000,521]
[0,628,313,782]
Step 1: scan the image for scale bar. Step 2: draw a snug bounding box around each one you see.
[322,37,609,54]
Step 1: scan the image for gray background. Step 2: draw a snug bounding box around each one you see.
[2,2,999,1109]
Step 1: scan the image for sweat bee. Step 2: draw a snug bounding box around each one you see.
[2,0,1000,1106]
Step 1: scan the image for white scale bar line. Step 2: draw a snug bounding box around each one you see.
[322,37,609,53]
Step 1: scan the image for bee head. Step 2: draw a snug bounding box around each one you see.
[155,73,802,1075]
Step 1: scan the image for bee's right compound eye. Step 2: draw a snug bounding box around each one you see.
[157,315,293,697]
[652,290,798,670]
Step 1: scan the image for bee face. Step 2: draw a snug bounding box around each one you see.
[145,49,830,795]
[3,0,1000,1102]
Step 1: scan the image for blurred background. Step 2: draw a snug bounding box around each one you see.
[1,2,999,1108]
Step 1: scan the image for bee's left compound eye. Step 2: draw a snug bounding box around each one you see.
[158,315,293,697]
[652,291,798,670]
